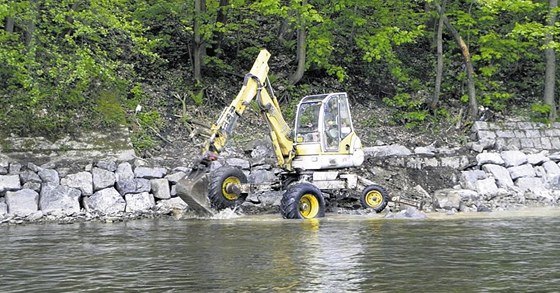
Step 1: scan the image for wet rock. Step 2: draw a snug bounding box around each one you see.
[5,189,39,216]
[508,164,536,180]
[460,170,487,190]
[477,205,492,212]
[501,150,528,167]
[134,166,167,179]
[61,171,93,196]
[38,169,60,185]
[39,185,81,215]
[482,164,514,189]
[125,192,155,212]
[476,152,504,165]
[385,207,427,219]
[151,178,171,199]
[115,178,151,195]
[156,197,188,213]
[84,188,125,215]
[0,199,7,217]
[116,162,135,181]
[96,160,117,172]
[27,210,44,221]
[92,167,116,191]
[433,189,463,210]
[0,175,22,192]
[165,171,187,184]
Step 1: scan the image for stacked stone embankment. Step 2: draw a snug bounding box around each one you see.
[0,158,190,224]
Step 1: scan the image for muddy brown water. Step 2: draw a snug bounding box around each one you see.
[1,208,560,292]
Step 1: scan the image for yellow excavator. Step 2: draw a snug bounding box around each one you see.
[176,49,391,219]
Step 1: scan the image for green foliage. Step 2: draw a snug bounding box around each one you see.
[131,110,164,153]
[530,103,552,123]
[94,89,127,127]
[190,89,205,106]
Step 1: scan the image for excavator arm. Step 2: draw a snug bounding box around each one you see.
[201,49,294,170]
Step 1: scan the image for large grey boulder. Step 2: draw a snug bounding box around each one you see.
[38,169,60,185]
[92,167,116,191]
[61,172,93,196]
[116,162,135,180]
[5,189,39,216]
[527,152,549,165]
[39,185,81,215]
[84,188,126,215]
[0,175,21,192]
[125,192,155,212]
[385,207,427,219]
[96,160,117,172]
[134,166,167,179]
[22,182,41,192]
[482,164,514,189]
[116,178,151,195]
[433,189,469,210]
[19,170,41,184]
[476,153,504,166]
[364,144,412,157]
[508,164,536,180]
[248,170,276,184]
[151,178,171,199]
[226,158,251,170]
[501,150,528,167]
[165,171,187,184]
[156,197,188,213]
[460,170,487,190]
[516,177,545,192]
[475,178,499,199]
[542,161,560,177]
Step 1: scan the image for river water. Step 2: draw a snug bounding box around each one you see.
[1,209,560,292]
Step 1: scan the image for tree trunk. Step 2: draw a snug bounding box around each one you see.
[431,1,445,110]
[289,0,307,85]
[193,0,206,83]
[544,0,558,123]
[4,17,14,33]
[213,0,228,53]
[24,8,36,48]
[434,2,478,119]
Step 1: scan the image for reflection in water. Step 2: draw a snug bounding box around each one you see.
[1,213,560,292]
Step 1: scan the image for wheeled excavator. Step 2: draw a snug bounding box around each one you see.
[176,49,392,219]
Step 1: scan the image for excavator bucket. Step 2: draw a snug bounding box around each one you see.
[176,167,215,217]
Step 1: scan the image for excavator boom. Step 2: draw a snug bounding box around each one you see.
[177,49,294,216]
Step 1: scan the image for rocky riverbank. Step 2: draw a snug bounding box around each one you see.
[2,120,560,225]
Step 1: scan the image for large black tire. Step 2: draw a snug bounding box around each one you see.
[360,185,389,213]
[280,183,326,219]
[208,166,247,210]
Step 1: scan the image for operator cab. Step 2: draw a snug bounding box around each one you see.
[292,93,365,170]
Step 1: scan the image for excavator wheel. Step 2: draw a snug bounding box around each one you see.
[208,166,247,210]
[280,183,325,219]
[360,185,389,213]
